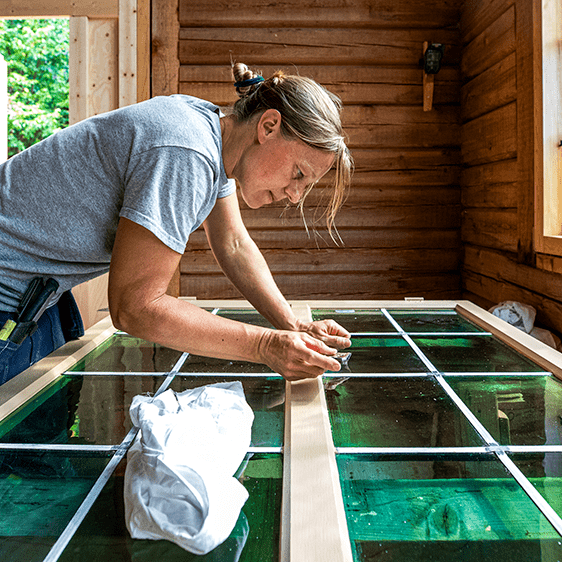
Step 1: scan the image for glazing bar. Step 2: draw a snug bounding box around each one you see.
[0,443,118,452]
[505,445,562,453]
[335,447,491,455]
[44,426,139,562]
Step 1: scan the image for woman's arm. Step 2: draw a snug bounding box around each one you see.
[108,217,343,380]
[203,193,351,348]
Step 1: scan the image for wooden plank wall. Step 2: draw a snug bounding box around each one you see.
[460,0,562,336]
[177,0,462,300]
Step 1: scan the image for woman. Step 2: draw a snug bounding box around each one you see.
[0,62,353,384]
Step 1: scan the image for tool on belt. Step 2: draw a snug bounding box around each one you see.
[0,277,59,344]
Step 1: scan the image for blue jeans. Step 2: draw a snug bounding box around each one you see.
[0,292,83,385]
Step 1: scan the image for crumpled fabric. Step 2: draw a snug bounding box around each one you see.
[124,381,254,555]
[489,301,536,333]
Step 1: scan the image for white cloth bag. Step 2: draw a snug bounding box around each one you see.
[124,382,254,555]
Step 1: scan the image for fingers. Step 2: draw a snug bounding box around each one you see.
[303,319,352,350]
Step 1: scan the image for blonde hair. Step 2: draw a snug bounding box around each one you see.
[231,62,353,242]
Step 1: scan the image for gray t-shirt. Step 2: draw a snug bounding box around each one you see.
[0,95,235,311]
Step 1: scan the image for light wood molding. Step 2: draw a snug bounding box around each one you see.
[0,0,118,18]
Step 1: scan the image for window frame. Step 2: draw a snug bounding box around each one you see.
[534,0,562,261]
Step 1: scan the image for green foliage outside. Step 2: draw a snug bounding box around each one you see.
[0,19,69,158]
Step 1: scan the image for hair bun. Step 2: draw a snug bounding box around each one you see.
[232,62,264,98]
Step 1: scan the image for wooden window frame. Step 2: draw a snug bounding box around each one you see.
[0,299,561,561]
[534,0,562,266]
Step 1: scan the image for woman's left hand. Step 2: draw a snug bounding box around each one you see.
[297,319,351,350]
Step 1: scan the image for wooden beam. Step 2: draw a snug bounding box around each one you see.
[69,17,89,125]
[119,0,137,107]
[152,0,180,96]
[136,0,151,101]
[0,0,118,18]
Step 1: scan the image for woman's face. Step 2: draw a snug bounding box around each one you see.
[231,112,335,209]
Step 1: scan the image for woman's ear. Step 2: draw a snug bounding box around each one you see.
[257,109,282,144]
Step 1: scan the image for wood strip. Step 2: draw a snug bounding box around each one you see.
[461,103,516,166]
[136,0,151,102]
[461,5,515,80]
[516,0,536,265]
[460,0,513,45]
[0,316,116,424]
[0,0,118,18]
[178,28,461,67]
[461,52,516,122]
[180,272,462,300]
[185,228,461,250]
[152,0,180,96]
[285,299,353,561]
[69,17,89,125]
[461,208,517,252]
[179,81,461,107]
[456,301,562,381]
[119,0,137,108]
[179,0,460,29]
[179,65,461,87]
[180,248,460,274]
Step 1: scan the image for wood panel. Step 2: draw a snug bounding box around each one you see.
[460,0,562,339]
[179,28,461,67]
[181,272,462,300]
[0,0,118,18]
[176,0,462,301]
[461,52,516,122]
[461,5,515,81]
[179,0,460,29]
[461,103,516,166]
[461,208,518,252]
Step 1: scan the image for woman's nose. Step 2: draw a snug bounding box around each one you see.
[284,182,301,204]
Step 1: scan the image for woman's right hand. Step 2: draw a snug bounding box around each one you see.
[256,329,342,381]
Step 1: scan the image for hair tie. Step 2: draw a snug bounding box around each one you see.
[234,76,265,88]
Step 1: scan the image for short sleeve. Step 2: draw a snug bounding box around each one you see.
[120,146,222,254]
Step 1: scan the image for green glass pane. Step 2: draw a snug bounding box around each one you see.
[169,376,285,447]
[325,377,484,447]
[0,448,113,562]
[0,375,165,445]
[388,310,484,333]
[337,454,562,562]
[327,336,426,373]
[511,452,562,519]
[68,334,184,373]
[311,309,396,333]
[446,376,562,446]
[215,309,276,329]
[59,453,282,562]
[180,354,273,374]
[413,336,545,373]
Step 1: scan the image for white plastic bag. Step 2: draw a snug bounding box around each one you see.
[489,301,536,333]
[124,382,254,555]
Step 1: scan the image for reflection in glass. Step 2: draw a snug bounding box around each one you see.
[169,376,285,447]
[180,355,273,374]
[312,310,396,333]
[388,310,483,333]
[0,449,113,562]
[413,336,545,373]
[447,376,562,446]
[325,377,484,448]
[59,454,283,562]
[337,454,562,562]
[68,334,184,373]
[511,452,562,519]
[0,375,165,446]
[215,309,275,329]
[327,337,426,373]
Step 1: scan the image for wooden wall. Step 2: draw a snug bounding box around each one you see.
[175,0,463,300]
[459,0,562,336]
